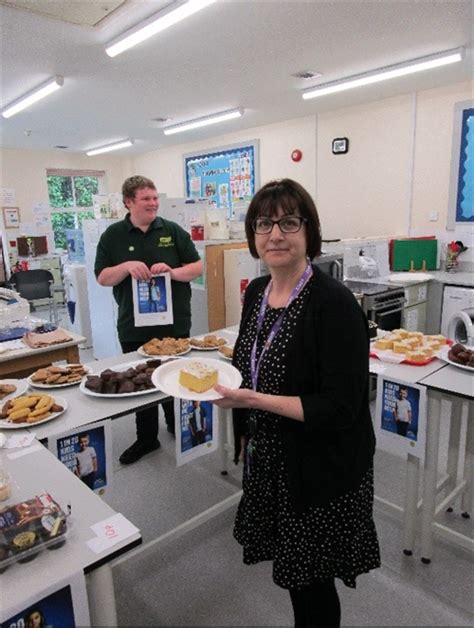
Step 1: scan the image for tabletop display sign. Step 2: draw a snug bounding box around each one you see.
[175,398,217,466]
[48,420,112,495]
[0,571,90,628]
[132,273,173,327]
[375,377,427,457]
[183,140,259,218]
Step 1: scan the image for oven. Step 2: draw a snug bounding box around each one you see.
[364,291,407,331]
[343,280,406,331]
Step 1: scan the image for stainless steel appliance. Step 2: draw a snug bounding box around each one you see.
[344,280,406,331]
[313,253,343,280]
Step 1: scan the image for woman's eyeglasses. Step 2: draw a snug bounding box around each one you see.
[252,216,307,234]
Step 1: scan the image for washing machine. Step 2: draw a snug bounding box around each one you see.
[441,285,474,346]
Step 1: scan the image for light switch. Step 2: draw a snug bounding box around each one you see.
[429,211,439,221]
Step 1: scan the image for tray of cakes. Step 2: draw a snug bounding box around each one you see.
[151,357,242,401]
[80,359,165,398]
[27,363,91,388]
[0,492,70,572]
[370,329,451,365]
[189,334,228,350]
[137,337,191,357]
[0,394,67,429]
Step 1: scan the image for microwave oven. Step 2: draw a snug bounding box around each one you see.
[313,253,343,280]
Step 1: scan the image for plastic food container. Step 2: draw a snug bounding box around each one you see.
[0,491,71,573]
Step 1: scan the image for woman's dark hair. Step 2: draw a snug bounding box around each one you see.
[245,179,322,259]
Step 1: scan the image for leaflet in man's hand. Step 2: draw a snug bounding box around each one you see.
[132,273,173,326]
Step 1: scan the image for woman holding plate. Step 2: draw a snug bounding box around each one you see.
[213,179,380,627]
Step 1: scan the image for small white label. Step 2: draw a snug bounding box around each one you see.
[86,513,139,554]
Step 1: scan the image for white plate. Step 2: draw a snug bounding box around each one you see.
[218,346,234,361]
[0,378,28,404]
[79,358,166,398]
[0,395,67,430]
[27,365,92,389]
[189,338,229,351]
[151,357,242,401]
[137,345,191,358]
[388,273,434,283]
[439,346,474,372]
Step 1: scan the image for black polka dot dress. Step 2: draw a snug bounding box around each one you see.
[233,285,381,590]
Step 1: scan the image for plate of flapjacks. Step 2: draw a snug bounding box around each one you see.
[27,364,91,388]
[0,394,67,428]
[137,337,191,357]
[189,335,228,350]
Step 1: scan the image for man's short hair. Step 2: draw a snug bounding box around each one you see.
[122,175,156,205]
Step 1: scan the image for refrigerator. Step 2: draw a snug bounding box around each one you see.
[82,219,122,359]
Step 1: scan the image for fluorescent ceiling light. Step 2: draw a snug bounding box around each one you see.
[86,139,134,156]
[302,48,464,100]
[106,0,216,58]
[163,108,243,135]
[2,76,64,119]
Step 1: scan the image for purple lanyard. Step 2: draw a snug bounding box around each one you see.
[250,263,313,391]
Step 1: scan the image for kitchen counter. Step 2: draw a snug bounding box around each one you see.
[352,271,473,288]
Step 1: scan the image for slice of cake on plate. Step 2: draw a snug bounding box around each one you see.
[179,361,218,393]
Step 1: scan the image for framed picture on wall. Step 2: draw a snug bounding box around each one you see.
[2,206,20,228]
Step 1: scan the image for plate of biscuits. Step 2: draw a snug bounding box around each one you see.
[0,394,67,429]
[189,335,228,350]
[217,345,234,361]
[0,379,28,403]
[137,337,191,357]
[27,364,91,388]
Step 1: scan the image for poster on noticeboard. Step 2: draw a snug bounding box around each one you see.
[375,377,427,458]
[183,140,260,217]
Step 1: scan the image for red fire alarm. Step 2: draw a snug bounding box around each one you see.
[291,149,302,162]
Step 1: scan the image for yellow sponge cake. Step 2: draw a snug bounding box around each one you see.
[179,361,218,393]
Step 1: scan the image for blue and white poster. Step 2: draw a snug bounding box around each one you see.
[375,377,426,456]
[175,398,218,466]
[184,141,259,217]
[49,420,112,495]
[1,572,90,628]
[455,107,474,222]
[132,273,173,326]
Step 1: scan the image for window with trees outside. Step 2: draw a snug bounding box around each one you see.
[46,168,106,250]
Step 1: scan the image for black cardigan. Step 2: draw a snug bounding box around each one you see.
[232,265,376,509]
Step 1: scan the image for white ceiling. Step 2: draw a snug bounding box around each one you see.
[0,0,472,156]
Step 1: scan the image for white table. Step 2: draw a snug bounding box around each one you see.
[0,444,141,626]
[415,364,473,563]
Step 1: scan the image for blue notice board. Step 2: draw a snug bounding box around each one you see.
[455,107,474,222]
[183,141,259,215]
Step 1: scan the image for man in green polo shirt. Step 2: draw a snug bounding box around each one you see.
[95,175,202,464]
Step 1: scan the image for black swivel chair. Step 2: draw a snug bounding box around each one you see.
[9,269,58,325]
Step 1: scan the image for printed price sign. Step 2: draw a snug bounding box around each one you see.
[86,513,139,553]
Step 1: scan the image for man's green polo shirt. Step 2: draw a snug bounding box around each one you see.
[94,214,200,342]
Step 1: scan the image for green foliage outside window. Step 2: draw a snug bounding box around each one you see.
[51,211,94,250]
[47,175,100,249]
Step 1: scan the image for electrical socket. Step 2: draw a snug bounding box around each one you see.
[429,211,439,222]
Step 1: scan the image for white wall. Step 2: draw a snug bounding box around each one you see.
[0,79,472,245]
[131,115,317,199]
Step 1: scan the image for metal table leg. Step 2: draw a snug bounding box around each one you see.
[403,452,420,556]
[445,397,463,511]
[420,391,442,564]
[86,564,118,627]
[461,400,473,518]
